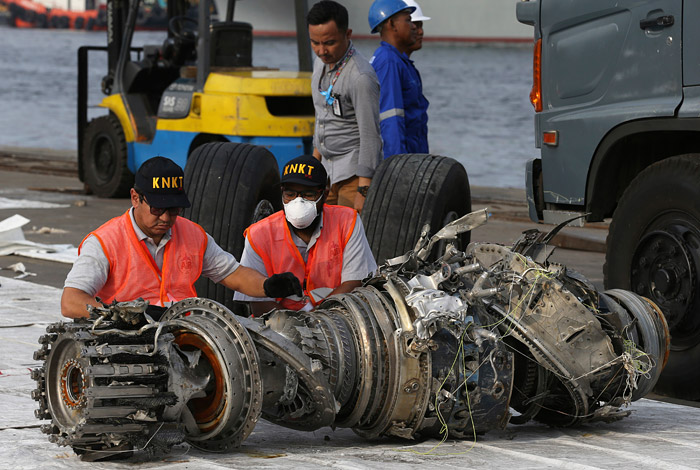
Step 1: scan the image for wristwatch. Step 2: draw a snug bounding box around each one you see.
[357,185,370,197]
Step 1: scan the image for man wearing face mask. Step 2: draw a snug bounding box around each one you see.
[234,155,377,316]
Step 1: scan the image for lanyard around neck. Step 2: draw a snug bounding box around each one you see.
[319,46,354,106]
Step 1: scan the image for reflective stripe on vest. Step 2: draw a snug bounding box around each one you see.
[84,210,207,306]
[245,205,357,310]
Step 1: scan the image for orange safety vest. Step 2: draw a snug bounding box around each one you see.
[80,210,207,306]
[245,205,357,309]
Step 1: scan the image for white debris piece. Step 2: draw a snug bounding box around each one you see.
[31,226,69,235]
[0,196,69,210]
[0,214,77,264]
[8,262,36,279]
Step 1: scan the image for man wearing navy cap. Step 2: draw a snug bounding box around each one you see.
[234,155,377,315]
[61,156,302,318]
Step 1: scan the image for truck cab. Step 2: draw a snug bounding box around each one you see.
[517,0,700,399]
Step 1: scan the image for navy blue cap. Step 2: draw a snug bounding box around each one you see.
[134,157,191,208]
[280,155,328,187]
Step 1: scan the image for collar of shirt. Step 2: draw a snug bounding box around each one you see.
[379,40,413,64]
[288,212,324,253]
[324,41,355,75]
[128,207,172,249]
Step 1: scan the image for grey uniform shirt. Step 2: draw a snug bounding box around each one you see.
[64,208,239,302]
[312,43,383,184]
[233,212,377,304]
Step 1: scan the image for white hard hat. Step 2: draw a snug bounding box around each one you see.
[403,0,430,21]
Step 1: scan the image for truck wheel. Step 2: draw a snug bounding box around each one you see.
[361,154,471,264]
[82,114,133,198]
[182,142,282,312]
[36,13,47,28]
[604,154,700,399]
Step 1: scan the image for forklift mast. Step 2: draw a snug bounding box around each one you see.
[78,0,313,184]
[100,0,311,95]
[103,0,127,95]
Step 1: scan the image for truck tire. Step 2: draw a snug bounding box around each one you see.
[604,154,700,399]
[182,142,281,312]
[36,13,48,28]
[82,114,133,198]
[361,154,471,265]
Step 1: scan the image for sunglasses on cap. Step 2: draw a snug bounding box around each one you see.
[138,194,182,217]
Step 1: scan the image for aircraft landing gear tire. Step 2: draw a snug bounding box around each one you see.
[183,142,282,312]
[82,114,132,198]
[604,154,700,400]
[361,154,471,265]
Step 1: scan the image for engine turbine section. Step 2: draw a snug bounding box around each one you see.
[32,210,670,460]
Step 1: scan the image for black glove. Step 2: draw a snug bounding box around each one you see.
[263,272,303,299]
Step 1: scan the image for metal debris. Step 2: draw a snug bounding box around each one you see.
[31,210,670,460]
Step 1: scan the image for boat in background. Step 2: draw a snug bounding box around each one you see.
[0,0,166,30]
[1,0,531,42]
[233,0,532,43]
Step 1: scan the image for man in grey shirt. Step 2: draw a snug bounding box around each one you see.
[62,156,302,319]
[307,0,383,213]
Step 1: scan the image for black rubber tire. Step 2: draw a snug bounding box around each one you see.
[82,114,133,198]
[36,13,48,28]
[182,142,282,311]
[74,16,84,29]
[22,8,36,22]
[604,154,700,400]
[361,154,471,265]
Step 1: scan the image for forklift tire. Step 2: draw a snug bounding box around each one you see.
[604,154,700,400]
[361,154,471,265]
[82,114,133,198]
[182,142,282,312]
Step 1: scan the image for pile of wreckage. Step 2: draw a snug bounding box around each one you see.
[30,210,669,461]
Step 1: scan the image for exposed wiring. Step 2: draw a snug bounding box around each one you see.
[72,422,166,455]
[398,327,483,456]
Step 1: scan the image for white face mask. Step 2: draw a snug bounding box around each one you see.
[283,195,321,229]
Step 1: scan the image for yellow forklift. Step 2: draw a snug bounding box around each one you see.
[77,0,315,198]
[76,0,472,314]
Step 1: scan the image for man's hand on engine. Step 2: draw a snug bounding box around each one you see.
[263,272,303,298]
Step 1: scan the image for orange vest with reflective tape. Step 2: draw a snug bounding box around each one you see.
[81,210,207,306]
[245,205,357,309]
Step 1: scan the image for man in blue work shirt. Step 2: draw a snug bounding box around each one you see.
[368,0,429,159]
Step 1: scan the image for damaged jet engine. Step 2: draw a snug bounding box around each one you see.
[31,210,670,460]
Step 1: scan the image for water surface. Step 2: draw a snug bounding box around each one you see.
[0,28,535,188]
